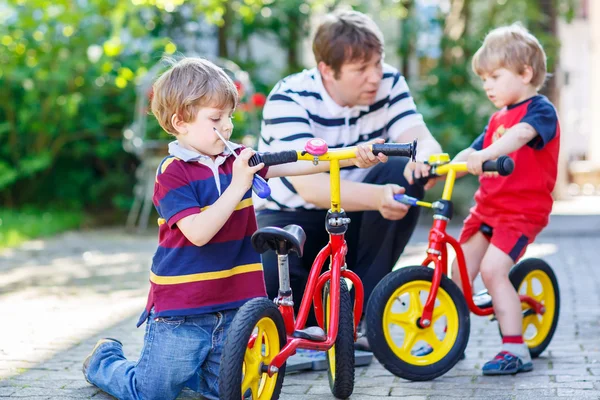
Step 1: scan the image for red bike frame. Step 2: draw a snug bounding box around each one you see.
[265,233,364,373]
[417,217,546,327]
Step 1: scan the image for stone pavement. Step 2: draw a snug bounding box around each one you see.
[1,208,600,399]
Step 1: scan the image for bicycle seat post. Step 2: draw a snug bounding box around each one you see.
[250,225,306,309]
[276,248,294,307]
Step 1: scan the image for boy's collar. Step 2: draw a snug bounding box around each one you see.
[168,140,241,162]
[506,94,541,110]
[314,69,370,117]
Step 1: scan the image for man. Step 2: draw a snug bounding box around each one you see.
[255,10,442,350]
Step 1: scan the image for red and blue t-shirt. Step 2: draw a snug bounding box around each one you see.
[469,95,560,231]
[137,142,268,326]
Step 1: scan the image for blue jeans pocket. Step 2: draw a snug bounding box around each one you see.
[155,316,186,327]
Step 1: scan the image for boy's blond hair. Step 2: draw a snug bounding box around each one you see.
[472,23,547,89]
[151,57,238,135]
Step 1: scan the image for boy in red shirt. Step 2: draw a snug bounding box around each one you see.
[451,24,560,375]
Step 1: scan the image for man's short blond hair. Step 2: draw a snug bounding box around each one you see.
[151,57,238,135]
[472,23,547,89]
[313,10,384,78]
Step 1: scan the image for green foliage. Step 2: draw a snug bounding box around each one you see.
[0,0,161,209]
[0,0,579,230]
[0,208,84,249]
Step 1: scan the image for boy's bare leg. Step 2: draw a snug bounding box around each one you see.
[479,243,532,375]
[479,244,521,335]
[451,232,489,292]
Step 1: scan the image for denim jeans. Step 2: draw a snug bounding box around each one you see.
[85,308,236,400]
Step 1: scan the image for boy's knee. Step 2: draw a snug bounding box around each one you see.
[479,262,496,286]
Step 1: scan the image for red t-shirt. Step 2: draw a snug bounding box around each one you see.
[469,95,560,231]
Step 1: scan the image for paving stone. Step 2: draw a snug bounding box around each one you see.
[0,224,598,399]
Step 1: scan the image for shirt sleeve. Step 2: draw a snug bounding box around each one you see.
[153,159,202,228]
[470,129,486,151]
[522,98,559,150]
[259,86,315,152]
[385,72,426,142]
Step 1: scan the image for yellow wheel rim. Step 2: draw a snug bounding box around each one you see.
[518,270,556,348]
[241,317,281,399]
[324,290,336,376]
[382,280,459,365]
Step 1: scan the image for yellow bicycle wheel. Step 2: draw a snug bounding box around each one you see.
[366,266,470,381]
[219,298,286,400]
[509,258,560,358]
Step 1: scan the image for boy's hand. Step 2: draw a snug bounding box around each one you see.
[231,148,264,192]
[352,138,388,168]
[404,161,437,190]
[467,150,493,175]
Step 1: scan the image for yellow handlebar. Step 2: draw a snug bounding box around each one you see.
[433,162,468,176]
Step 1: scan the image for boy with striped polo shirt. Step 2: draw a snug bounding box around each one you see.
[82,57,383,400]
[256,10,443,346]
[449,24,560,375]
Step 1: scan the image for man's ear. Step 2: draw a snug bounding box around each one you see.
[318,61,336,83]
[521,65,534,85]
[171,113,187,135]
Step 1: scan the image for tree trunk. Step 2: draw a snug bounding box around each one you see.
[287,12,300,73]
[442,0,471,65]
[400,0,415,78]
[536,0,559,106]
[218,1,231,59]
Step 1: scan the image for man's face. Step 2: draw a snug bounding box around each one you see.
[325,53,383,108]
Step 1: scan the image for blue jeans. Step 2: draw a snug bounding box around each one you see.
[85,308,236,400]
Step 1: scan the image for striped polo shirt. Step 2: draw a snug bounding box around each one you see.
[255,63,426,211]
[137,141,268,326]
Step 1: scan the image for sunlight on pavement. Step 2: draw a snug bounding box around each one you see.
[0,289,146,379]
[0,230,155,380]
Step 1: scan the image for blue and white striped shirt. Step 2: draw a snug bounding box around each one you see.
[256,64,425,211]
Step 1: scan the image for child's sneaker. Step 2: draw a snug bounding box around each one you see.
[411,344,466,360]
[411,344,434,357]
[482,351,533,375]
[82,338,122,383]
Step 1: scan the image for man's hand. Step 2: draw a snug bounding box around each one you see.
[352,138,388,168]
[403,161,438,190]
[466,149,493,175]
[378,184,410,220]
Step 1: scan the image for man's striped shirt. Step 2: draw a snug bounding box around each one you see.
[256,64,426,211]
[137,141,268,326]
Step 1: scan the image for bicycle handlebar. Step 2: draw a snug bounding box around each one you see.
[249,150,298,167]
[372,139,417,160]
[397,155,515,208]
[415,155,515,185]
[481,156,514,175]
[249,141,417,167]
[435,155,514,176]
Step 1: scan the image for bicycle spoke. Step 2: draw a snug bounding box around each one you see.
[251,379,260,399]
[409,290,423,314]
[402,329,419,353]
[423,329,442,348]
[431,303,448,325]
[388,311,413,329]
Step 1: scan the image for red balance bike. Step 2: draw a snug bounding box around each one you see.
[365,154,560,381]
[219,139,417,399]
